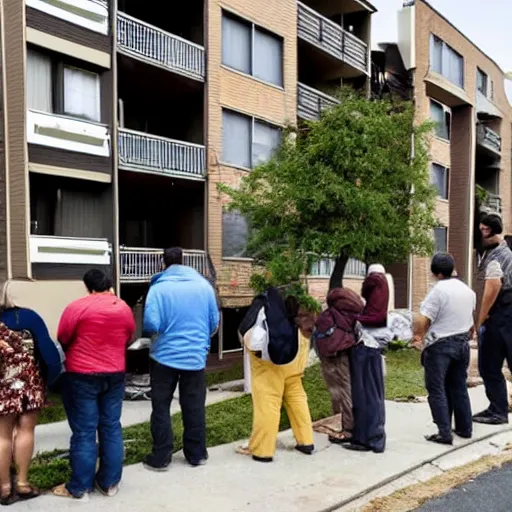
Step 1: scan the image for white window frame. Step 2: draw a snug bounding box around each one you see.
[429,34,464,88]
[63,65,101,123]
[431,163,449,200]
[221,10,284,87]
[222,109,281,169]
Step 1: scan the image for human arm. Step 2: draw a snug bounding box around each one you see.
[412,288,441,349]
[143,286,162,336]
[57,303,79,347]
[208,286,220,337]
[125,305,137,345]
[476,260,503,331]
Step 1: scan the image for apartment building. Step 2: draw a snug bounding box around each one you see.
[0,0,374,362]
[374,0,512,310]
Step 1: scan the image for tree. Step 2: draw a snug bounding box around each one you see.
[219,89,437,290]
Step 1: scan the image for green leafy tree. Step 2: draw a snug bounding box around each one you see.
[219,89,437,290]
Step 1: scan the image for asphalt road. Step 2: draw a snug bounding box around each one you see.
[416,462,512,511]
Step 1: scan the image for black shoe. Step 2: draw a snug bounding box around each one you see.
[473,415,508,425]
[454,430,472,439]
[143,455,171,472]
[425,434,453,445]
[295,444,315,455]
[252,455,273,463]
[472,409,493,420]
[343,443,371,452]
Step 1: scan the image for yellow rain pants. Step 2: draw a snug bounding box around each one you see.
[248,332,314,459]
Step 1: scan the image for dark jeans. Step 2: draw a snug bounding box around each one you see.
[148,360,207,466]
[62,373,125,497]
[350,344,386,453]
[479,307,512,419]
[423,335,472,439]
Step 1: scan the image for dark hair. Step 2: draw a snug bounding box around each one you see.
[83,269,112,293]
[480,213,503,235]
[163,247,183,268]
[505,235,512,251]
[431,252,455,279]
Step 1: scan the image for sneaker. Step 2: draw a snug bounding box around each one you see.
[95,482,119,498]
[472,409,493,420]
[473,415,508,425]
[189,458,208,467]
[143,455,171,472]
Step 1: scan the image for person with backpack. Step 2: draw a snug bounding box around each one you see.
[313,287,364,444]
[236,288,314,462]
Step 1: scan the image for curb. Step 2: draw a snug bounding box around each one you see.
[316,426,512,512]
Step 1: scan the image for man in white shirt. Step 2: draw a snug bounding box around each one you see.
[414,253,476,445]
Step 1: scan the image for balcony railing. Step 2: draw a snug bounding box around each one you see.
[120,247,210,283]
[117,12,205,81]
[298,83,339,121]
[297,2,368,74]
[118,128,206,179]
[477,125,502,154]
[480,193,502,215]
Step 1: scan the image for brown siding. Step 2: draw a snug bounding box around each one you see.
[0,5,8,280]
[26,6,111,54]
[387,263,409,309]
[5,0,29,278]
[28,145,112,175]
[448,105,473,282]
[101,69,114,126]
[32,263,112,280]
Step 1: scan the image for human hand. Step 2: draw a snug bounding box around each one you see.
[411,335,423,351]
[0,340,13,353]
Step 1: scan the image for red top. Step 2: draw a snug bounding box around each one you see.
[58,293,136,374]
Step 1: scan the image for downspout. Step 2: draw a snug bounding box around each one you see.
[407,131,415,311]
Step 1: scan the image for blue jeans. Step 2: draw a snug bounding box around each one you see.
[423,335,472,439]
[62,373,125,497]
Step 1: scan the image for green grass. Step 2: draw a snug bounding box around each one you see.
[29,350,424,490]
[39,394,67,425]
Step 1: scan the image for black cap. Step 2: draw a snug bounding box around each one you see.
[481,213,503,236]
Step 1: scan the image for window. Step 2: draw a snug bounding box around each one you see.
[222,211,249,258]
[222,109,280,169]
[477,68,488,96]
[430,99,451,140]
[222,12,283,87]
[26,48,101,123]
[63,67,101,122]
[431,163,449,200]
[429,34,464,88]
[433,227,448,253]
[490,80,495,100]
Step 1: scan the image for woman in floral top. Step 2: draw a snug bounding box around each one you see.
[0,283,64,505]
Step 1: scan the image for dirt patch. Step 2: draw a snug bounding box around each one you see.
[361,447,512,512]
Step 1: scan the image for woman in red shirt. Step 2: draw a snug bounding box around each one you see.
[53,270,135,501]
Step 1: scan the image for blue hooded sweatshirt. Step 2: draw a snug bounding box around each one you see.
[143,265,220,371]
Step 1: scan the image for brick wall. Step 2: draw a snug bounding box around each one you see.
[0,4,8,281]
[206,0,297,304]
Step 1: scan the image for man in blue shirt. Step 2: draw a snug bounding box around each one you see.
[143,247,219,471]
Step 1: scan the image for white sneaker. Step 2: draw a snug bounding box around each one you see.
[95,482,119,498]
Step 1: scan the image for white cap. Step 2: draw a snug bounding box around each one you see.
[368,264,386,275]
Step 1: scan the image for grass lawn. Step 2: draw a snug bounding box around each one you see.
[29,350,424,490]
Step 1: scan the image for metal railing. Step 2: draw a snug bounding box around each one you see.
[309,258,367,278]
[297,83,339,121]
[117,12,205,81]
[118,128,206,179]
[481,193,502,215]
[119,247,210,282]
[297,2,368,74]
[477,125,501,154]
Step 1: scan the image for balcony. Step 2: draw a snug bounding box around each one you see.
[480,193,502,215]
[298,83,339,121]
[117,13,205,82]
[26,0,109,35]
[27,110,110,157]
[30,235,111,265]
[477,125,501,155]
[118,128,206,180]
[297,2,368,75]
[120,247,210,283]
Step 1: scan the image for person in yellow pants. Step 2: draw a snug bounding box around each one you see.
[238,318,315,462]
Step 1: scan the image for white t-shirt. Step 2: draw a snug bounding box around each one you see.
[420,278,476,348]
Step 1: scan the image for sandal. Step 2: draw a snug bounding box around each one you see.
[328,431,352,444]
[236,444,252,456]
[0,485,17,506]
[16,483,40,501]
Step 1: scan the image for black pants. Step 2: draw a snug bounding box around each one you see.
[423,335,472,439]
[148,360,207,465]
[479,307,512,419]
[350,344,386,453]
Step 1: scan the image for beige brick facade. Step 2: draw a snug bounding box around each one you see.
[403,0,512,309]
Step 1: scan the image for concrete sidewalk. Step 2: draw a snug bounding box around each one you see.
[34,388,242,455]
[14,386,512,512]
